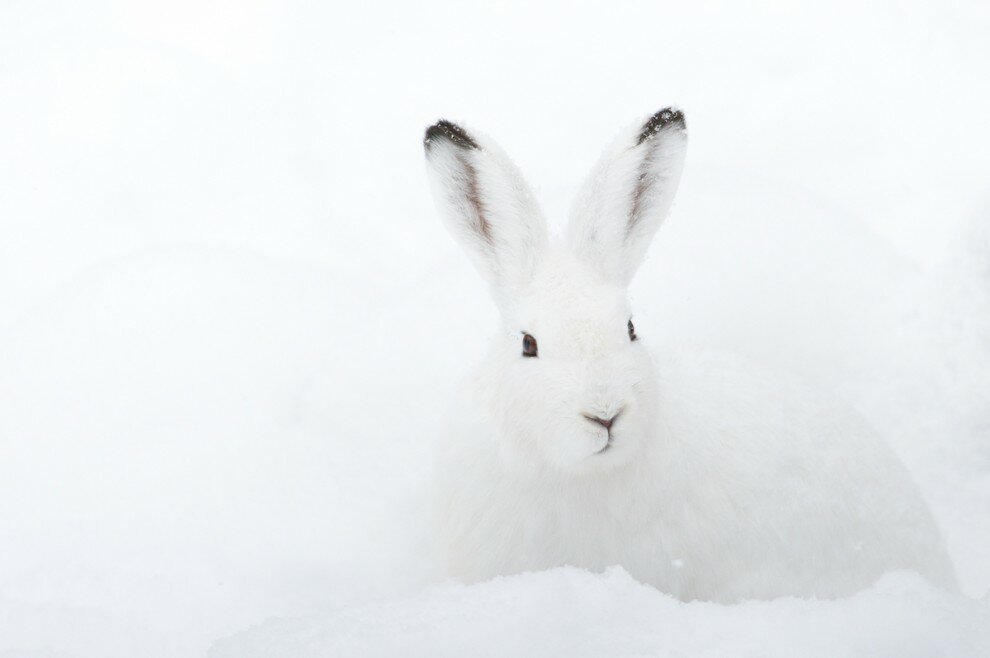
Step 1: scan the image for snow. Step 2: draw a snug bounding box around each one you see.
[1,1,989,656]
[209,569,990,658]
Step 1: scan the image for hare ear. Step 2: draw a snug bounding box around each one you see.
[566,108,687,285]
[424,120,548,297]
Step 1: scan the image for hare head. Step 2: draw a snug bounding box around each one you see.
[424,109,687,475]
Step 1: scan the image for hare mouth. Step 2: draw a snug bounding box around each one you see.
[595,440,613,455]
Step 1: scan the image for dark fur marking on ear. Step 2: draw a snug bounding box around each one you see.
[424,119,480,152]
[627,108,685,232]
[423,119,492,244]
[636,107,685,146]
[628,169,659,233]
[455,151,494,245]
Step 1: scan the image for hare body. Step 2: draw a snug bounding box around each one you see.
[437,341,955,601]
[424,110,955,601]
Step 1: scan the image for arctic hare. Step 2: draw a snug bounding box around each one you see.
[423,108,955,601]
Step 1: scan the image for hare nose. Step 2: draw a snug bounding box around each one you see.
[583,412,618,430]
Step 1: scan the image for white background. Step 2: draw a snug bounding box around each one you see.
[1,1,988,656]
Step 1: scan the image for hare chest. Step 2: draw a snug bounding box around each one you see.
[436,445,690,595]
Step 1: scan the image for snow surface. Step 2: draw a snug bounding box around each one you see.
[209,569,990,658]
[1,1,989,656]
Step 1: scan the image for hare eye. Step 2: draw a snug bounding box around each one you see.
[522,333,538,358]
[628,319,637,341]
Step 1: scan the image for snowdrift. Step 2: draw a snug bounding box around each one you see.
[210,568,990,658]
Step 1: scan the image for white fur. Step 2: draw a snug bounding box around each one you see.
[424,110,956,602]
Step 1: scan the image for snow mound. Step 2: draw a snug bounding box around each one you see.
[209,568,989,658]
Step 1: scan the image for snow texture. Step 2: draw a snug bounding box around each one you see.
[1,1,989,657]
[209,569,989,658]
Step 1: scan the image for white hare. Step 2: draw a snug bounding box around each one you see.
[423,109,955,602]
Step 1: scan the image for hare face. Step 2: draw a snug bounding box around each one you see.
[490,248,657,473]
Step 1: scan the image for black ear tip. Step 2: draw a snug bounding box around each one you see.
[637,107,686,145]
[424,119,479,152]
